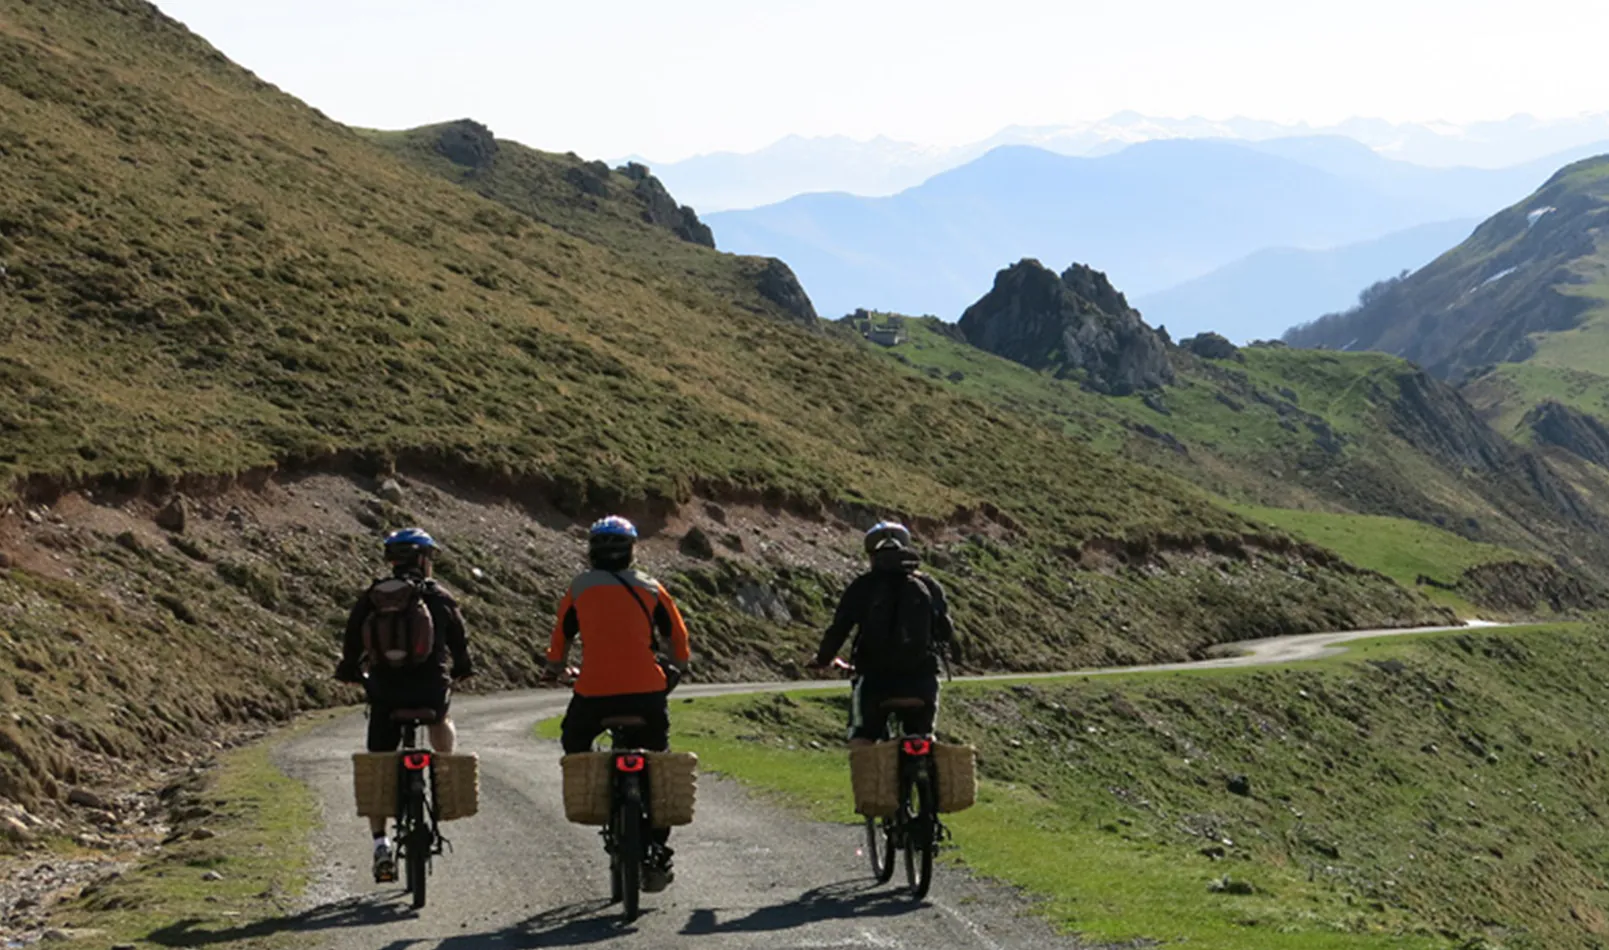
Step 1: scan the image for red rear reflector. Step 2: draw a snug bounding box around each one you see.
[902,739,932,756]
[403,752,432,771]
[616,754,646,773]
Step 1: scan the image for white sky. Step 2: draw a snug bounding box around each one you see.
[154,0,1609,163]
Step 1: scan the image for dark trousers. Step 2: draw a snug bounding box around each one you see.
[365,674,450,752]
[848,672,940,741]
[562,691,673,849]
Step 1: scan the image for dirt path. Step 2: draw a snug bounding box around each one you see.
[270,621,1483,949]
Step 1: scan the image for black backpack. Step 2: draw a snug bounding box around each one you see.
[853,571,940,675]
[361,577,437,670]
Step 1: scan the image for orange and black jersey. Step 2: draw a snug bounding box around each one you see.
[548,569,692,697]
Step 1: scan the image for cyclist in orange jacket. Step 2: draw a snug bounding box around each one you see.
[545,515,692,892]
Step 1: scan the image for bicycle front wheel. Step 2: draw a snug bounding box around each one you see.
[865,817,896,883]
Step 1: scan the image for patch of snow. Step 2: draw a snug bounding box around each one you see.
[1342,338,1359,351]
[1480,266,1518,288]
[1527,206,1555,227]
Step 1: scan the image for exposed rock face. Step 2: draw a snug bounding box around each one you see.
[1524,400,1609,466]
[431,119,498,170]
[1389,371,1598,527]
[753,257,818,325]
[1181,332,1242,361]
[619,162,716,248]
[958,259,1174,395]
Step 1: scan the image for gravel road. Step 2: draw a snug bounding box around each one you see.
[274,622,1479,949]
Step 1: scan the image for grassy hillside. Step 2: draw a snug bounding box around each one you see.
[0,0,1461,826]
[664,624,1609,949]
[850,316,1609,596]
[1282,155,1609,462]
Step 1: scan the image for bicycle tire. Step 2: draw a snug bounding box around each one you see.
[904,768,935,899]
[617,775,643,922]
[865,817,896,883]
[407,790,429,909]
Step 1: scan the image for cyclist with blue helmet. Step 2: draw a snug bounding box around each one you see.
[335,526,474,883]
[808,521,959,745]
[545,515,692,891]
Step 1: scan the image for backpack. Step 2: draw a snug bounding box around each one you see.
[853,571,939,675]
[361,577,436,670]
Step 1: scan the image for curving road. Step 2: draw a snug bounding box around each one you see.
[268,622,1484,949]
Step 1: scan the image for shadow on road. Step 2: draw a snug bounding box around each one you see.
[429,899,643,947]
[143,893,417,946]
[680,879,924,935]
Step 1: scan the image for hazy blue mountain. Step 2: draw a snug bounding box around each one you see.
[706,140,1464,319]
[639,113,1609,213]
[1242,135,1609,215]
[621,135,978,213]
[1134,219,1479,343]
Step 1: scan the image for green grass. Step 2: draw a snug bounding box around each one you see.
[590,624,1609,949]
[1230,505,1537,614]
[47,733,320,948]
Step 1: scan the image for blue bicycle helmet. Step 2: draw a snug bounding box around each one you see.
[383,527,438,562]
[588,515,638,568]
[863,520,912,554]
[589,516,639,540]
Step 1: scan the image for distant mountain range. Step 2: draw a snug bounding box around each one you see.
[638,112,1609,213]
[1135,219,1480,342]
[706,137,1598,328]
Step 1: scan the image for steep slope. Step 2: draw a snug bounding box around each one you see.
[1284,155,1609,385]
[1136,219,1479,342]
[0,0,1454,823]
[706,140,1461,319]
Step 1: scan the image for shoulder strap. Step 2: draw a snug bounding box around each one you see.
[608,571,659,645]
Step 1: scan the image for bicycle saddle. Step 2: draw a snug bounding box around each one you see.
[600,715,649,729]
[879,698,928,712]
[389,707,439,722]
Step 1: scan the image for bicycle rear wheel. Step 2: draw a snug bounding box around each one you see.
[615,776,643,922]
[406,792,429,909]
[865,817,896,883]
[903,771,935,899]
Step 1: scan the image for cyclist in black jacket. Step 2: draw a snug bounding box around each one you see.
[808,522,958,746]
[334,527,473,883]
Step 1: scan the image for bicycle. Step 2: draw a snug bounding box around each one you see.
[861,697,944,899]
[552,659,681,923]
[388,706,447,910]
[817,658,945,899]
[596,713,656,922]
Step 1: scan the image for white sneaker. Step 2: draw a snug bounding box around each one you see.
[372,838,397,883]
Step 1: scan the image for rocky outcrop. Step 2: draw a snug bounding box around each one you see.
[958,259,1174,395]
[619,162,715,248]
[1181,332,1242,361]
[1524,400,1609,466]
[430,119,498,170]
[752,258,818,325]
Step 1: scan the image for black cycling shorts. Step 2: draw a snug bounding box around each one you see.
[848,673,939,741]
[561,691,670,755]
[365,677,450,752]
